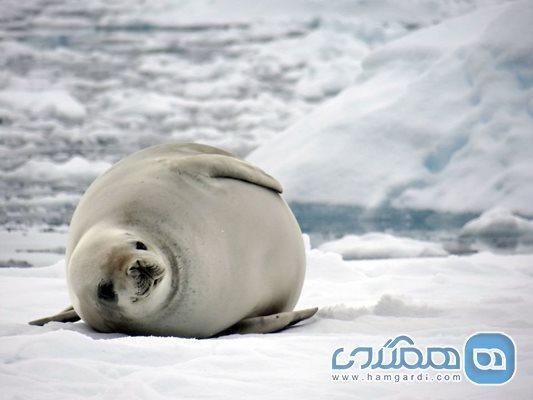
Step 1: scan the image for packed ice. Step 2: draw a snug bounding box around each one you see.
[318,233,448,260]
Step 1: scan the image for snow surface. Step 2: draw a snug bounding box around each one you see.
[318,232,448,259]
[248,0,533,215]
[1,244,532,399]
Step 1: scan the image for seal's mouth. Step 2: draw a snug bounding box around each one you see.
[127,260,165,302]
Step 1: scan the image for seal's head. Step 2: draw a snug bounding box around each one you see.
[67,225,173,333]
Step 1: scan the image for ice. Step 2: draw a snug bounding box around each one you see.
[96,0,489,27]
[1,248,532,398]
[0,0,499,229]
[110,93,179,118]
[0,229,66,268]
[0,89,86,122]
[1,158,110,228]
[459,207,533,251]
[6,157,110,183]
[462,207,533,236]
[248,0,533,215]
[319,233,448,260]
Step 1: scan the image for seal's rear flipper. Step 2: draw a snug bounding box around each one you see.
[227,307,318,335]
[29,306,80,326]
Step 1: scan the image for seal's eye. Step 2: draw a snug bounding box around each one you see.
[135,241,147,251]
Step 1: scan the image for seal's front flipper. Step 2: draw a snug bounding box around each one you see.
[181,153,283,193]
[228,307,318,335]
[29,306,80,326]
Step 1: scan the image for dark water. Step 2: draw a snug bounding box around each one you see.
[291,202,478,236]
[290,202,533,255]
[290,202,477,245]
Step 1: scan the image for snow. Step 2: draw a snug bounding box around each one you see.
[319,233,448,260]
[248,0,533,215]
[1,247,532,399]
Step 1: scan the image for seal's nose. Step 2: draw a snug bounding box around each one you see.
[97,281,117,302]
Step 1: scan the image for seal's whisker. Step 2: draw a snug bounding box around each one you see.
[127,261,165,298]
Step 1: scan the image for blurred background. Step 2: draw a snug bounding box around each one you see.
[1,0,532,267]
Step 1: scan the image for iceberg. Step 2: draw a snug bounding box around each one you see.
[248,1,533,215]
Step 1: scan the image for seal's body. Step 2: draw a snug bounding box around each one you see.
[31,143,316,337]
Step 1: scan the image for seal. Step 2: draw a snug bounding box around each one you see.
[29,143,317,337]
